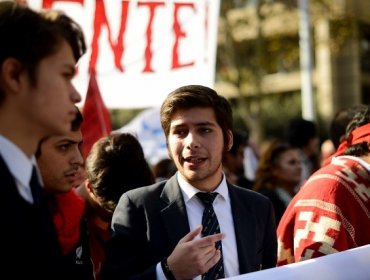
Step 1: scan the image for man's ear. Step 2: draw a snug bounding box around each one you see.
[85,180,103,206]
[86,180,94,194]
[1,58,25,93]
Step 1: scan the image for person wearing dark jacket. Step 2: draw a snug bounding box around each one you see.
[102,85,277,279]
[0,2,86,278]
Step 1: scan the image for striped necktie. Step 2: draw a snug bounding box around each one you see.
[196,192,225,279]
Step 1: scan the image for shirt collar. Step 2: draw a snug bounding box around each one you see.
[0,135,36,187]
[177,171,229,203]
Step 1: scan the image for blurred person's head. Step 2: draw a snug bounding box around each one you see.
[85,133,155,212]
[223,130,248,175]
[253,140,302,195]
[329,104,367,149]
[341,105,370,158]
[286,117,318,157]
[320,139,335,165]
[153,158,177,182]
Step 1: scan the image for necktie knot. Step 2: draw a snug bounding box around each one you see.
[196,192,218,206]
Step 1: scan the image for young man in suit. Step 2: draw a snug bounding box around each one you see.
[102,85,277,279]
[0,2,86,278]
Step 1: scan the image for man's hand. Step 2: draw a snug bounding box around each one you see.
[167,225,225,280]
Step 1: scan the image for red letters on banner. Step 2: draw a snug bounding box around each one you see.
[42,0,198,74]
[42,0,84,9]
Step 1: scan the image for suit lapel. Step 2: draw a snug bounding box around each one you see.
[229,185,256,274]
[160,175,190,248]
[0,155,18,199]
[157,177,258,273]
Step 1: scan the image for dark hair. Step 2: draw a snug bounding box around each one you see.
[329,105,367,149]
[160,85,233,148]
[85,133,155,212]
[253,140,297,192]
[153,158,177,180]
[0,2,86,103]
[35,106,83,158]
[286,117,317,148]
[343,105,370,157]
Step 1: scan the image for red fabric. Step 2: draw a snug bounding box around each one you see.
[277,156,370,265]
[42,0,84,9]
[332,123,370,158]
[81,73,111,159]
[79,182,112,280]
[51,189,85,255]
[323,123,370,167]
[86,210,111,280]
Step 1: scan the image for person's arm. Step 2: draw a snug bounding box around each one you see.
[156,226,225,280]
[290,185,357,261]
[165,226,224,279]
[101,193,225,280]
[278,170,359,264]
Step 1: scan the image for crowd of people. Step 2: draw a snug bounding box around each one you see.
[1,2,369,279]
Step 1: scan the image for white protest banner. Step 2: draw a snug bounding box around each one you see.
[28,0,220,108]
[115,107,167,165]
[227,244,370,280]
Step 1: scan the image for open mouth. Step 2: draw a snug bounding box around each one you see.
[185,157,204,163]
[183,156,206,169]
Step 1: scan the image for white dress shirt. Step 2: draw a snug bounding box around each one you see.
[157,172,239,279]
[0,135,42,204]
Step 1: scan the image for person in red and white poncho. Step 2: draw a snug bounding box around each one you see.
[277,106,370,265]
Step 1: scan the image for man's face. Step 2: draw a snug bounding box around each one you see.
[37,129,83,194]
[21,40,81,138]
[167,107,232,192]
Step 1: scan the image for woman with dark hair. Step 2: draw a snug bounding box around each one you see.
[76,132,155,280]
[253,140,302,224]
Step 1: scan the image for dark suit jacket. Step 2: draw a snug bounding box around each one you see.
[0,155,66,279]
[102,175,277,279]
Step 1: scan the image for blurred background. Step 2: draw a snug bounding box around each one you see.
[215,0,370,143]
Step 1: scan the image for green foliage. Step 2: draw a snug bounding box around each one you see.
[231,91,302,140]
[258,92,301,139]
